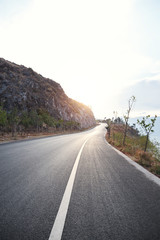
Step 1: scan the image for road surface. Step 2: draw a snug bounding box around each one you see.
[0,124,160,240]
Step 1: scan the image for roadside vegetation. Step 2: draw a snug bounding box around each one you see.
[105,120,160,177]
[0,105,80,142]
[105,96,160,178]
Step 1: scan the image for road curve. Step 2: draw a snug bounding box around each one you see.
[0,124,160,240]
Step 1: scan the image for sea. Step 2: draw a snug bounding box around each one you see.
[129,116,160,144]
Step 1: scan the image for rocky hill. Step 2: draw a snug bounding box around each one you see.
[0,58,96,128]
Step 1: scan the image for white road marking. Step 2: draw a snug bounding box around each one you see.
[104,136,160,187]
[48,138,89,240]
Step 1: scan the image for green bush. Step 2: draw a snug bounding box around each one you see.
[0,106,80,134]
[154,165,160,175]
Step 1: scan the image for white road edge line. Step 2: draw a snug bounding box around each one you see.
[48,138,89,240]
[104,133,160,187]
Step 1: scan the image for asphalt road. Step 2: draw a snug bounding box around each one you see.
[0,124,160,240]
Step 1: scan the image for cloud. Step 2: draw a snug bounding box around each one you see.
[118,77,160,116]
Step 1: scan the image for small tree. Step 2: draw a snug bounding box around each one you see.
[21,111,31,131]
[137,115,157,152]
[29,110,39,131]
[123,96,136,146]
[106,118,112,138]
[113,111,118,121]
[8,108,20,137]
[0,106,7,134]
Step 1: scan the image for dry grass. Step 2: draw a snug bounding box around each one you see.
[0,129,81,143]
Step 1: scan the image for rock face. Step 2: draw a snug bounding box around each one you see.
[0,58,96,128]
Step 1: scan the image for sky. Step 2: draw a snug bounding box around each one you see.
[0,0,160,119]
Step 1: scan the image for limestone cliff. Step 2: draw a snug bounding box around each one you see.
[0,58,96,128]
